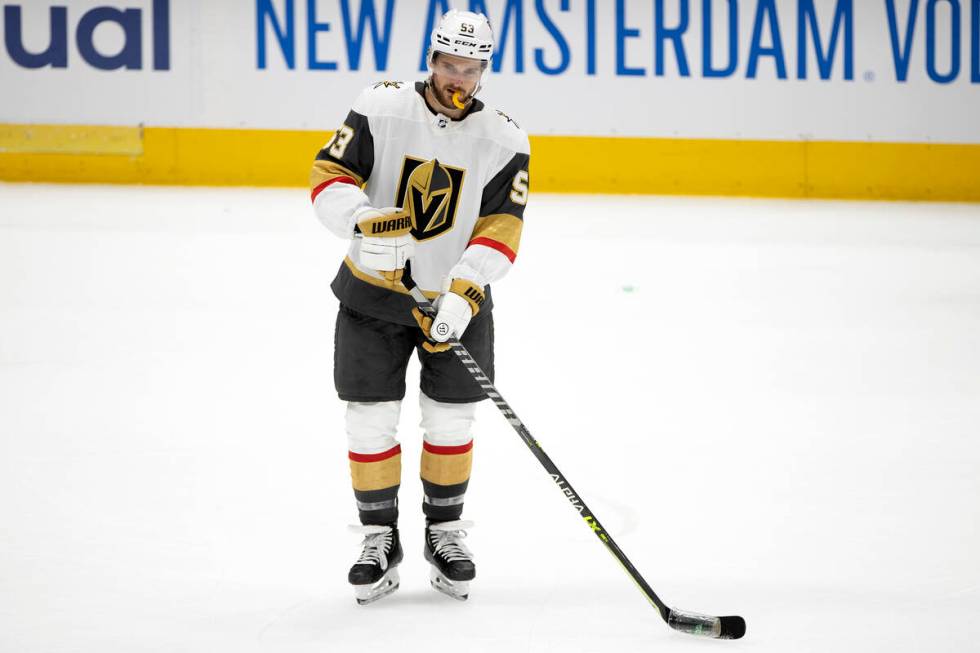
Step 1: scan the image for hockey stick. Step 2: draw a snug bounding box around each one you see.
[401,263,745,640]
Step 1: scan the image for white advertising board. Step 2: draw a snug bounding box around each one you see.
[2,0,978,142]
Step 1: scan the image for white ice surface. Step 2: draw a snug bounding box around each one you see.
[1,184,979,652]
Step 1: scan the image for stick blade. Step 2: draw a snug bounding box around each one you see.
[668,608,746,639]
[719,615,746,640]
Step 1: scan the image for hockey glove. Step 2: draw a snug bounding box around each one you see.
[412,278,485,353]
[355,206,414,282]
[412,309,451,353]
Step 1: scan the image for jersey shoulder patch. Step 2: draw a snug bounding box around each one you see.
[494,109,521,130]
[372,80,405,90]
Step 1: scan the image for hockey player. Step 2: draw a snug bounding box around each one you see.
[309,9,530,604]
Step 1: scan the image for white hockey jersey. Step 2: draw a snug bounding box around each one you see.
[310,80,530,326]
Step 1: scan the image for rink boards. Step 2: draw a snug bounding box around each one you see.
[1,124,978,201]
[2,0,979,200]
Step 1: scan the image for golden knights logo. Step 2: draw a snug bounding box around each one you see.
[395,157,466,241]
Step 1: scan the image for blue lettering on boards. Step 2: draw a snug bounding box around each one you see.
[926,0,960,83]
[153,0,169,69]
[257,0,296,69]
[973,0,979,82]
[747,0,787,79]
[307,0,337,70]
[3,5,68,68]
[586,0,597,74]
[76,7,142,70]
[656,0,690,77]
[797,0,853,80]
[616,0,645,75]
[534,0,571,75]
[886,0,918,82]
[703,0,738,78]
[339,0,395,71]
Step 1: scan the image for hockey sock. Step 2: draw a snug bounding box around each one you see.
[420,439,473,522]
[349,444,401,525]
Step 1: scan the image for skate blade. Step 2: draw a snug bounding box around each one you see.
[354,567,400,605]
[429,566,469,601]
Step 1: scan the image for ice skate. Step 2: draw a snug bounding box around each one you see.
[348,524,403,605]
[424,520,475,601]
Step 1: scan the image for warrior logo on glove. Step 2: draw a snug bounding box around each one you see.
[395,157,466,241]
[366,214,413,236]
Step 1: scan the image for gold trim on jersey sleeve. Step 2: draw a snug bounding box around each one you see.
[471,213,523,256]
[310,160,363,192]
